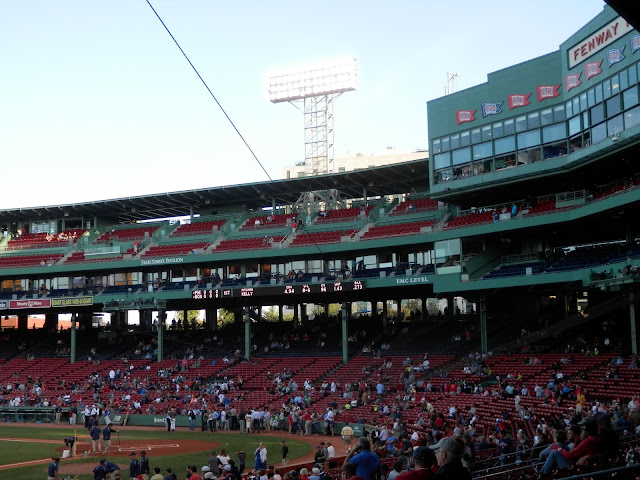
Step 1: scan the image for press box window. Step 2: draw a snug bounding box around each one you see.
[481,126,492,141]
[623,86,639,110]
[590,104,605,125]
[607,115,623,136]
[460,131,470,147]
[579,93,588,112]
[595,83,603,103]
[606,95,621,118]
[504,119,515,136]
[603,79,611,99]
[620,70,628,90]
[625,106,640,130]
[611,75,620,95]
[629,64,638,85]
[541,108,553,126]
[433,152,451,170]
[452,147,471,166]
[450,134,460,149]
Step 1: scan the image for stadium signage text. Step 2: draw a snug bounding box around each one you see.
[395,276,429,285]
[569,16,633,69]
[192,280,364,299]
[9,299,51,309]
[52,296,94,308]
[0,301,6,310]
[140,256,185,266]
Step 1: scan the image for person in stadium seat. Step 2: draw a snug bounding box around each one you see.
[539,414,614,475]
[345,437,380,480]
[394,446,435,480]
[429,437,470,479]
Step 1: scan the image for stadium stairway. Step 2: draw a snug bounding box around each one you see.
[431,213,450,231]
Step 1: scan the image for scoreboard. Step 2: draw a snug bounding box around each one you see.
[192,280,364,300]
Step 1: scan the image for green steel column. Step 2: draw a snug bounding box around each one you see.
[630,292,637,355]
[382,301,387,327]
[293,304,299,329]
[70,314,77,364]
[244,307,251,361]
[341,302,348,365]
[157,309,165,362]
[480,295,488,354]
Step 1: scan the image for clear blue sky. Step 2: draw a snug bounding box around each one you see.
[0,1,606,209]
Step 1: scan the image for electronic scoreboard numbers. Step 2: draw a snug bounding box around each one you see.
[192,280,364,300]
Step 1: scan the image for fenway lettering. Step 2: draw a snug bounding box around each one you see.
[569,17,633,69]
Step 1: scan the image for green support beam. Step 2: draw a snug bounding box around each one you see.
[480,295,488,354]
[631,292,637,355]
[244,307,251,361]
[70,314,77,364]
[341,303,348,365]
[157,309,165,362]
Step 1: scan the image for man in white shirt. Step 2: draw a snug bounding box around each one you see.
[326,441,335,460]
[84,406,91,427]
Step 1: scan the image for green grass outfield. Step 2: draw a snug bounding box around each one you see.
[0,425,312,480]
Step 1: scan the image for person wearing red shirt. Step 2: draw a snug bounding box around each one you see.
[188,465,202,480]
[540,418,603,474]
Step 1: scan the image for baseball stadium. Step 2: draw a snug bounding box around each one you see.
[2,2,640,480]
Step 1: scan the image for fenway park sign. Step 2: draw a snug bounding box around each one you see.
[9,299,51,309]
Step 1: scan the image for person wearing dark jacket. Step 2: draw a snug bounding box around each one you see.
[429,437,471,480]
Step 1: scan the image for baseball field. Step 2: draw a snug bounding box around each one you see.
[0,424,314,480]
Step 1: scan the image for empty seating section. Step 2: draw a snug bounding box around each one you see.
[315,206,373,223]
[547,243,630,272]
[593,179,639,199]
[391,197,439,215]
[171,220,226,237]
[0,253,64,269]
[362,220,435,239]
[481,243,640,278]
[524,199,556,215]
[95,226,158,244]
[65,248,135,264]
[142,242,209,257]
[445,211,493,228]
[6,229,86,249]
[483,261,545,278]
[241,213,298,230]
[215,236,285,251]
[291,230,357,246]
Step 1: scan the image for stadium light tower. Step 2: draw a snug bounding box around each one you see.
[268,57,357,177]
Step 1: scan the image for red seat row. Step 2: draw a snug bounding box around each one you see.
[215,236,284,251]
[291,230,356,245]
[362,220,435,239]
[171,220,227,237]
